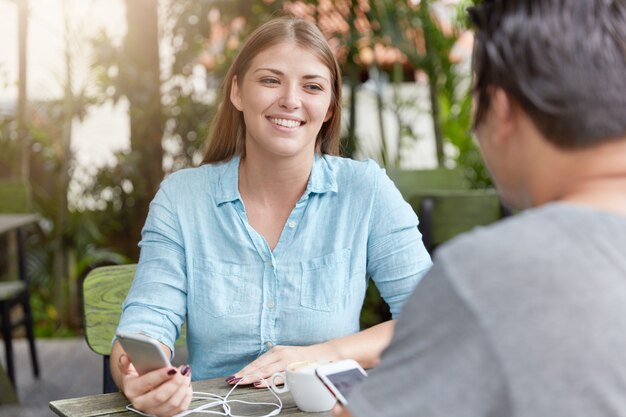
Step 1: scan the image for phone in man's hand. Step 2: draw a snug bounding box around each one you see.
[116,332,171,375]
[315,359,368,405]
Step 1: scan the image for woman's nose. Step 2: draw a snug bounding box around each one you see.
[278,85,301,110]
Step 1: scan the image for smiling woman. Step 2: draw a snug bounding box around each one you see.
[203,16,343,164]
[111,15,432,417]
[230,42,334,163]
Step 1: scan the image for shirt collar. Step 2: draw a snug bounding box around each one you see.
[215,156,241,206]
[308,153,338,195]
[215,154,338,206]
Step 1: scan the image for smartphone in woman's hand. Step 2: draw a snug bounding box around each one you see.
[116,332,171,375]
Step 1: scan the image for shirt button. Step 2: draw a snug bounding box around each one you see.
[267,300,275,309]
[265,341,274,349]
[288,220,297,229]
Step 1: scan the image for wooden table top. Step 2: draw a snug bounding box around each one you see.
[0,213,39,235]
[49,377,334,417]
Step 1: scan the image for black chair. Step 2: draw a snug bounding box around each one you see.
[0,180,40,390]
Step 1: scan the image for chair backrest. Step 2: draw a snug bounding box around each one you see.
[0,180,32,214]
[83,264,187,393]
[410,189,507,252]
[386,168,469,201]
[83,264,137,356]
[83,264,186,356]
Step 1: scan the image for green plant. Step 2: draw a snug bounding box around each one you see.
[366,0,491,187]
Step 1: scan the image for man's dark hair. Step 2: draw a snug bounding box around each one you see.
[469,0,626,148]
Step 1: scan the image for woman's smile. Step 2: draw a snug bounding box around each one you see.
[267,116,306,130]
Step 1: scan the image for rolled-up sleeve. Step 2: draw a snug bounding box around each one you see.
[366,167,432,318]
[115,180,188,353]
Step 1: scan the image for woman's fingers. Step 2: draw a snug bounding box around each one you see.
[124,366,179,399]
[234,356,283,383]
[132,367,191,417]
[118,353,139,378]
[230,350,274,383]
[230,345,314,385]
[147,374,192,417]
[168,371,193,411]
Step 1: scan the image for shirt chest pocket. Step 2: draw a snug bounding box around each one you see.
[192,257,251,318]
[300,248,351,312]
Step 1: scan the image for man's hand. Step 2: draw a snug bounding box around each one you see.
[332,403,354,417]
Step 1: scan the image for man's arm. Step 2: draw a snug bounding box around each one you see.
[345,262,510,417]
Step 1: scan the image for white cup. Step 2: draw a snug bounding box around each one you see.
[269,360,336,412]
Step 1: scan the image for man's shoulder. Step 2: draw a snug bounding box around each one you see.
[436,204,585,263]
[435,203,626,277]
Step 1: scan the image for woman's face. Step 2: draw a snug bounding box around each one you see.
[230,41,334,161]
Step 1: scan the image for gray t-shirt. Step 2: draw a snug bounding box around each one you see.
[349,203,626,417]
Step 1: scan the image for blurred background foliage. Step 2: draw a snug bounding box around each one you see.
[0,0,484,335]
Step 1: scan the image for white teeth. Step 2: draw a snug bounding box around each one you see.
[269,118,302,128]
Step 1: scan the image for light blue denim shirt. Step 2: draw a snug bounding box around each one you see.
[117,154,432,379]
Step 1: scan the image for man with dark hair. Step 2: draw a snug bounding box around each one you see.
[334,1,626,416]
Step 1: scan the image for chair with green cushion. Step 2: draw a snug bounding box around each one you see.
[83,264,186,393]
[0,179,40,395]
[410,189,509,253]
[386,167,469,201]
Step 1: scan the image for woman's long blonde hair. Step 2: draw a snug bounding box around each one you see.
[202,16,342,164]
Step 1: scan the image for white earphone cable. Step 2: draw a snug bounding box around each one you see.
[126,375,283,417]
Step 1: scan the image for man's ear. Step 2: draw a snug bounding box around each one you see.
[230,75,243,111]
[489,88,517,145]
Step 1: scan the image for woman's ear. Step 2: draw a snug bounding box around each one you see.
[230,76,243,111]
[324,107,333,122]
[324,98,335,122]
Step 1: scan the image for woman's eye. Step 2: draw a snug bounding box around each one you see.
[305,84,323,92]
[260,78,279,85]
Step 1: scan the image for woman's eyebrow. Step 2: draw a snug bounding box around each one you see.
[254,67,330,84]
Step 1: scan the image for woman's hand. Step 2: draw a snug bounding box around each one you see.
[118,353,193,417]
[228,344,333,387]
[228,320,394,388]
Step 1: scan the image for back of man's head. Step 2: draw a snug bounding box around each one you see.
[470,0,626,149]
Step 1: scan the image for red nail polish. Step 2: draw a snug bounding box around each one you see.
[168,369,177,376]
[228,377,243,384]
[181,365,191,376]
